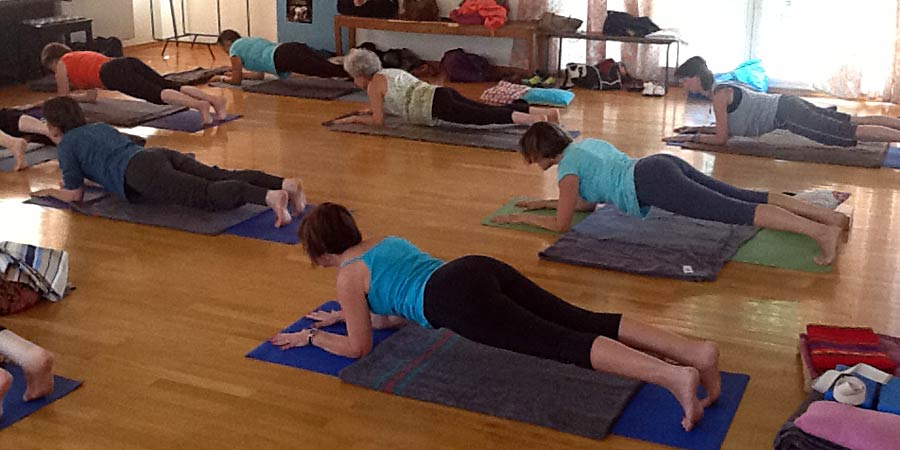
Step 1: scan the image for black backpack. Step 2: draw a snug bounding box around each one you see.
[602,11,660,37]
[441,48,493,83]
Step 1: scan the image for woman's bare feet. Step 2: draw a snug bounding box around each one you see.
[265,190,292,228]
[813,225,841,265]
[512,112,548,125]
[282,178,307,217]
[0,368,12,417]
[694,341,721,408]
[21,347,54,401]
[667,366,704,431]
[198,101,214,125]
[10,138,29,171]
[210,95,229,121]
[530,107,561,124]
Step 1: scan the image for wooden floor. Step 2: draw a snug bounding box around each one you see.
[2,44,900,449]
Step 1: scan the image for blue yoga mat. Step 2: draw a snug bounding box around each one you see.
[224,204,312,245]
[250,302,749,449]
[246,301,396,376]
[611,371,750,450]
[884,145,900,169]
[0,364,82,430]
[141,110,241,132]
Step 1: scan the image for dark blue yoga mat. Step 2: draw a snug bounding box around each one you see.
[884,145,900,169]
[246,301,397,376]
[0,364,82,430]
[141,110,241,132]
[611,371,750,450]
[224,204,312,245]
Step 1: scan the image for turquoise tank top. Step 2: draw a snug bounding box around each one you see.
[229,37,287,78]
[343,237,443,328]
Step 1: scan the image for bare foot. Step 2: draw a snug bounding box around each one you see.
[834,212,851,231]
[210,95,229,121]
[668,366,703,432]
[10,138,30,171]
[21,347,54,401]
[813,225,841,266]
[282,178,307,217]
[695,341,721,408]
[0,368,12,418]
[531,107,561,124]
[265,190,292,228]
[198,102,214,125]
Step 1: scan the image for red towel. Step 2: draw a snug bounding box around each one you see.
[806,324,896,372]
[453,0,508,32]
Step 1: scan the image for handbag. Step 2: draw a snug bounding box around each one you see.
[400,0,440,21]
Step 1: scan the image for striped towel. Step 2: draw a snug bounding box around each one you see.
[0,241,69,301]
[806,324,896,372]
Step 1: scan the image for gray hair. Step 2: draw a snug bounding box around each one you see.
[343,48,382,78]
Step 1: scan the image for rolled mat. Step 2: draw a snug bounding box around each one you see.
[325,114,580,152]
[664,130,888,168]
[481,197,591,235]
[244,77,359,99]
[25,98,186,128]
[140,110,242,133]
[0,363,82,431]
[339,325,642,440]
[539,206,757,281]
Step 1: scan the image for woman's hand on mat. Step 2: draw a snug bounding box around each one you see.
[270,331,311,350]
[356,108,372,115]
[306,310,344,328]
[30,189,55,198]
[515,199,551,211]
[674,126,700,134]
[491,214,519,225]
[333,116,361,125]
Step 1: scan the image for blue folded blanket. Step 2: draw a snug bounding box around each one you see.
[878,377,900,415]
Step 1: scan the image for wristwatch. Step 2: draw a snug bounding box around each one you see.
[307,328,319,346]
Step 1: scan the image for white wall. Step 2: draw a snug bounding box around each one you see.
[62,0,136,41]
[126,0,277,46]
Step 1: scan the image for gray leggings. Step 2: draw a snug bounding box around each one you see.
[633,154,768,225]
[123,148,283,211]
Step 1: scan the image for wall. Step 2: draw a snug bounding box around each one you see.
[127,0,277,46]
[61,0,136,40]
[277,0,522,67]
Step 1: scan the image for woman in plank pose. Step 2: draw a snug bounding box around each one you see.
[271,202,723,431]
[332,48,559,127]
[216,30,349,84]
[494,122,849,265]
[41,43,228,125]
[30,97,305,228]
[674,56,900,147]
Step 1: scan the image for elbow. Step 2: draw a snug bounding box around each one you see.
[347,345,371,359]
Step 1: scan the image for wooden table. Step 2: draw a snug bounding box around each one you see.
[334,15,545,73]
[549,31,680,93]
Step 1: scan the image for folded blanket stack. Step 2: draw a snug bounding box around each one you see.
[806,325,896,373]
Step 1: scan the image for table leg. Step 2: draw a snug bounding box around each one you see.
[557,36,563,77]
[527,33,535,73]
[664,42,670,95]
[85,26,93,47]
[334,22,344,56]
[348,27,357,50]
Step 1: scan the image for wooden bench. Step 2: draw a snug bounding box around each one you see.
[333,15,545,73]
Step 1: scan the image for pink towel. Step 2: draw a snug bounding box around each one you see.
[795,401,900,450]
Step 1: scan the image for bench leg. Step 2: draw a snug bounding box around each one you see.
[334,24,344,56]
[348,27,357,50]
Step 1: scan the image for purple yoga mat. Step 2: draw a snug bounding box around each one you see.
[141,111,241,132]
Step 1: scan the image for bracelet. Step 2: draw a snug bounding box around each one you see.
[307,328,319,346]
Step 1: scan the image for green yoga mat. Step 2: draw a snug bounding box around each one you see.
[482,197,590,235]
[731,229,832,273]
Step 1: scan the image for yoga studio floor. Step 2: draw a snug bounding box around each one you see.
[2,44,900,449]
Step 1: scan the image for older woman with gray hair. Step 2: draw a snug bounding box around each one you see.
[333,48,559,127]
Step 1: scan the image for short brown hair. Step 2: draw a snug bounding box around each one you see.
[217,29,241,46]
[42,96,87,133]
[298,203,362,262]
[41,42,71,69]
[674,56,714,90]
[519,121,573,163]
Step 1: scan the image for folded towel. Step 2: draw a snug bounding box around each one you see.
[877,378,900,416]
[806,325,895,372]
[796,401,900,450]
[807,325,880,346]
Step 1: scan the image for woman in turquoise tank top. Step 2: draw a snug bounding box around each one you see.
[270,203,725,431]
[496,122,849,266]
[216,30,348,85]
[330,49,560,128]
[672,56,900,147]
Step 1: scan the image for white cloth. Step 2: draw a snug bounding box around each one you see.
[812,363,893,394]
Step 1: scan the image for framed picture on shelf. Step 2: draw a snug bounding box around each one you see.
[287,0,313,23]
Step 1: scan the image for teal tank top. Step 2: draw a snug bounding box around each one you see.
[344,237,443,328]
[230,37,287,78]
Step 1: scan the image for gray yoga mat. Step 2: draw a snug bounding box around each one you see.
[339,326,642,440]
[163,66,229,85]
[0,144,57,172]
[26,98,186,128]
[539,206,757,281]
[324,115,540,151]
[209,79,268,89]
[26,190,266,235]
[244,77,359,99]
[666,129,888,168]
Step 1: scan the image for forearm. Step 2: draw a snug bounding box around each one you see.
[312,331,367,358]
[692,133,728,145]
[508,213,567,232]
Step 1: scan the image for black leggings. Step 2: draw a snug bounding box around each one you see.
[633,154,768,225]
[430,87,529,126]
[273,43,349,79]
[422,255,622,369]
[123,148,283,211]
[774,95,857,147]
[99,58,183,105]
[0,109,23,137]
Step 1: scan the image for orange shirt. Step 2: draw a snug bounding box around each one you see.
[61,51,110,90]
